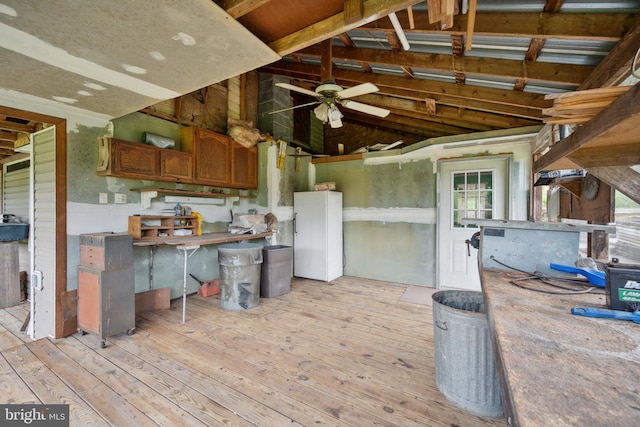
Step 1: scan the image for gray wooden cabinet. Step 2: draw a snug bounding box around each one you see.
[77,233,135,348]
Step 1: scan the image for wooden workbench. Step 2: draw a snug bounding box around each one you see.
[131,231,274,247]
[131,231,274,295]
[480,268,640,427]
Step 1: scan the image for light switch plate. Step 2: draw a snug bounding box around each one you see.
[99,193,108,204]
[115,193,127,204]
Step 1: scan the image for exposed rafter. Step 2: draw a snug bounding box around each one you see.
[359,11,638,41]
[267,0,423,55]
[295,44,593,85]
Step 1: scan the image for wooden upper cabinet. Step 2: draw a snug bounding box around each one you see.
[97,137,193,183]
[97,128,258,189]
[181,126,231,187]
[160,150,192,181]
[231,141,258,189]
[103,138,159,178]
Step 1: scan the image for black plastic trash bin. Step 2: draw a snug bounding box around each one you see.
[432,290,503,418]
[260,245,292,298]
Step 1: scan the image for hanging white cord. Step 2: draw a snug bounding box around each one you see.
[633,46,640,79]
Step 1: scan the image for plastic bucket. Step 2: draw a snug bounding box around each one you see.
[218,243,263,310]
[432,290,503,418]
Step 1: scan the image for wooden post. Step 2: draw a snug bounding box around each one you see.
[0,242,20,309]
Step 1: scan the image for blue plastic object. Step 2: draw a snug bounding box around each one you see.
[0,223,29,241]
[571,307,640,324]
[549,263,605,287]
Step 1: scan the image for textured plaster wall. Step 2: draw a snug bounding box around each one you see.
[309,128,536,287]
[313,156,438,286]
[65,115,293,299]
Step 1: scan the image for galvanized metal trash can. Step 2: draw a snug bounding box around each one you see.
[261,245,293,298]
[218,243,263,310]
[432,290,503,418]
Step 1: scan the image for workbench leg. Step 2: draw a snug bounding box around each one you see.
[182,249,187,323]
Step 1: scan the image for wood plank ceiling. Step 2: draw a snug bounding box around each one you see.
[219,0,640,142]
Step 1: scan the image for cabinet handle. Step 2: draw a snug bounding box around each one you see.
[293,212,297,234]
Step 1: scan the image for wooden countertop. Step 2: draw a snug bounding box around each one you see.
[132,231,273,247]
[480,268,640,427]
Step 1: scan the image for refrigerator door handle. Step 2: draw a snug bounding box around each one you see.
[293,212,297,234]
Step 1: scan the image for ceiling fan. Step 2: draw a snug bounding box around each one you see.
[271,81,391,128]
[269,38,389,128]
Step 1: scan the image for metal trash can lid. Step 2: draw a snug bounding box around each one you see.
[218,242,263,252]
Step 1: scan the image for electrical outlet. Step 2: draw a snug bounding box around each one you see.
[99,193,108,204]
[115,193,127,204]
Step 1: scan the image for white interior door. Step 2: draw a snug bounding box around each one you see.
[438,157,509,291]
[29,126,56,340]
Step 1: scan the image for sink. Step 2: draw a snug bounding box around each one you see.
[0,223,29,242]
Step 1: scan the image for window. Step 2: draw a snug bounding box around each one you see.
[452,170,493,228]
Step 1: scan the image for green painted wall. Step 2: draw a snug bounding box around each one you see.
[65,115,290,299]
[314,156,438,286]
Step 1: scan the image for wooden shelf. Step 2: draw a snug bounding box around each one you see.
[128,215,198,240]
[130,188,253,209]
[130,188,253,198]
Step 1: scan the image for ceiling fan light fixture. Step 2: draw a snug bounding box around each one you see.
[314,103,329,122]
[316,82,343,96]
[328,104,343,128]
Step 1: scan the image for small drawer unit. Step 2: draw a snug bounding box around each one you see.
[77,232,135,347]
[79,232,133,270]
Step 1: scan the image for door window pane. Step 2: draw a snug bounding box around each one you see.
[452,170,494,228]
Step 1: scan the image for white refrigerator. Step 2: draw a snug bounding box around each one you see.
[293,191,343,281]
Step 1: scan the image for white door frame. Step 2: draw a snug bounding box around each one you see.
[29,126,58,340]
[436,155,511,290]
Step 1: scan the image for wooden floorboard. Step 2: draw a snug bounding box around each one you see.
[0,276,506,427]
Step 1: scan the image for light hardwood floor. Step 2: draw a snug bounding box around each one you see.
[0,276,506,426]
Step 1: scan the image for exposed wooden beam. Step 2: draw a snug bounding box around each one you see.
[534,82,640,172]
[588,166,640,205]
[343,110,471,138]
[343,0,364,25]
[525,38,546,62]
[385,29,402,50]
[580,16,640,89]
[543,0,564,13]
[263,61,551,110]
[0,132,17,143]
[451,34,464,56]
[354,93,540,130]
[225,0,273,18]
[0,120,35,133]
[361,11,639,42]
[295,44,593,85]
[569,143,640,168]
[264,64,547,120]
[268,0,423,56]
[465,0,477,51]
[320,39,333,82]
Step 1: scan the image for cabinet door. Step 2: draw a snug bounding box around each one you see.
[161,150,193,181]
[77,269,100,333]
[111,139,159,177]
[194,128,231,185]
[231,142,258,189]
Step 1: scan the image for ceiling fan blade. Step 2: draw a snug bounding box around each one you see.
[340,100,390,118]
[268,100,320,115]
[336,82,379,99]
[275,82,319,98]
